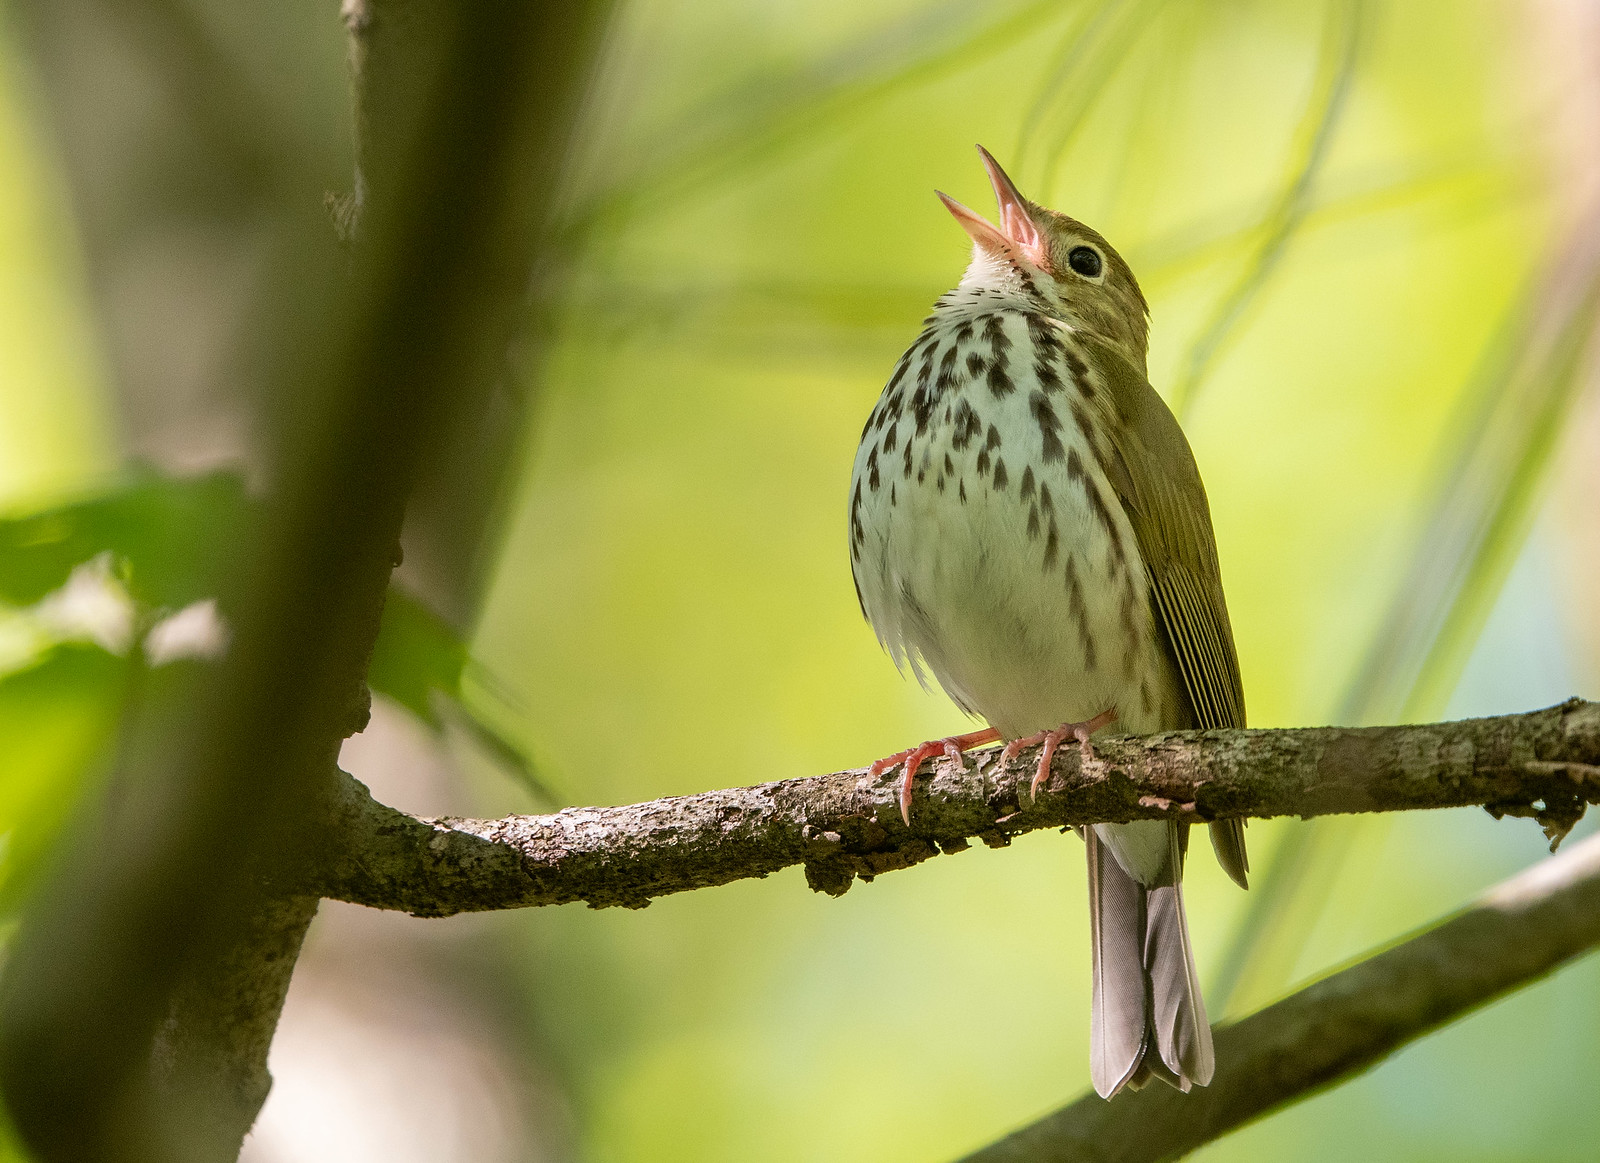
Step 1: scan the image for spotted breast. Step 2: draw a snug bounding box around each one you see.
[849,289,1183,745]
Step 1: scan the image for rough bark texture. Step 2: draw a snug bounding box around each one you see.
[303,699,1600,915]
[958,828,1600,1163]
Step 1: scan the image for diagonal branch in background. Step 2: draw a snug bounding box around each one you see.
[959,827,1600,1163]
[303,699,1600,916]
[1165,0,1367,419]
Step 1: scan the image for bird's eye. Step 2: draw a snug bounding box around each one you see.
[1067,246,1103,278]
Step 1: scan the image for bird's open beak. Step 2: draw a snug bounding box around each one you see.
[936,145,1050,272]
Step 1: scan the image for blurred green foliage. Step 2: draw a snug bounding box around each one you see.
[0,470,252,609]
[0,645,126,917]
[0,0,1598,1161]
[0,469,539,943]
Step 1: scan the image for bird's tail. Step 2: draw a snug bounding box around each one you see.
[1086,820,1215,1098]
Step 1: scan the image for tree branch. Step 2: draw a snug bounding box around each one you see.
[147,897,319,1162]
[957,827,1600,1163]
[304,699,1600,915]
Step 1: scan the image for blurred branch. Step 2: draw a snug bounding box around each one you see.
[1026,0,1166,206]
[565,0,1059,245]
[1338,212,1600,728]
[1167,0,1366,418]
[959,828,1600,1163]
[0,2,603,1160]
[1012,0,1125,173]
[337,0,607,626]
[303,699,1600,915]
[147,896,320,1162]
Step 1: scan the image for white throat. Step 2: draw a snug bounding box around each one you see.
[954,246,1034,299]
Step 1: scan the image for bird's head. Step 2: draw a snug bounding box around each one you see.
[938,146,1149,370]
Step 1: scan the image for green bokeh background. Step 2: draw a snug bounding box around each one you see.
[2,1,1599,1159]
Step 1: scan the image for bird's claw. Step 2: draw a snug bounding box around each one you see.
[868,727,1001,825]
[999,708,1118,802]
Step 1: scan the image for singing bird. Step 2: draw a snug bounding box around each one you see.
[848,147,1248,1097]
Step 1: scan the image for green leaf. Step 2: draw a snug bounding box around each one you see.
[368,587,467,727]
[368,586,555,803]
[0,469,255,611]
[0,471,553,802]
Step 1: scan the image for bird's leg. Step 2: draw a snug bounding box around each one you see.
[869,726,1001,826]
[1000,708,1118,802]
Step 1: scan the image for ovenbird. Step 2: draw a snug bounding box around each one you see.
[848,147,1248,1097]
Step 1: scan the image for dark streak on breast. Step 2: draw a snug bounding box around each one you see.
[1062,343,1094,399]
[951,400,982,451]
[1030,391,1065,462]
[937,344,960,392]
[1064,558,1096,670]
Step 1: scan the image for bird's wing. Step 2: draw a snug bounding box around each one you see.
[1076,333,1249,886]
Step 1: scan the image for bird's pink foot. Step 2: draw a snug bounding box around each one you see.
[869,727,1001,825]
[1000,708,1118,802]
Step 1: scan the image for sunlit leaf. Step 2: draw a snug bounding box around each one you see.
[0,471,550,799]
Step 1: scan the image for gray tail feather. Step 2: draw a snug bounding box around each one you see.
[1209,818,1250,890]
[1087,822,1216,1099]
[1087,827,1149,1098]
[1147,823,1215,1086]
